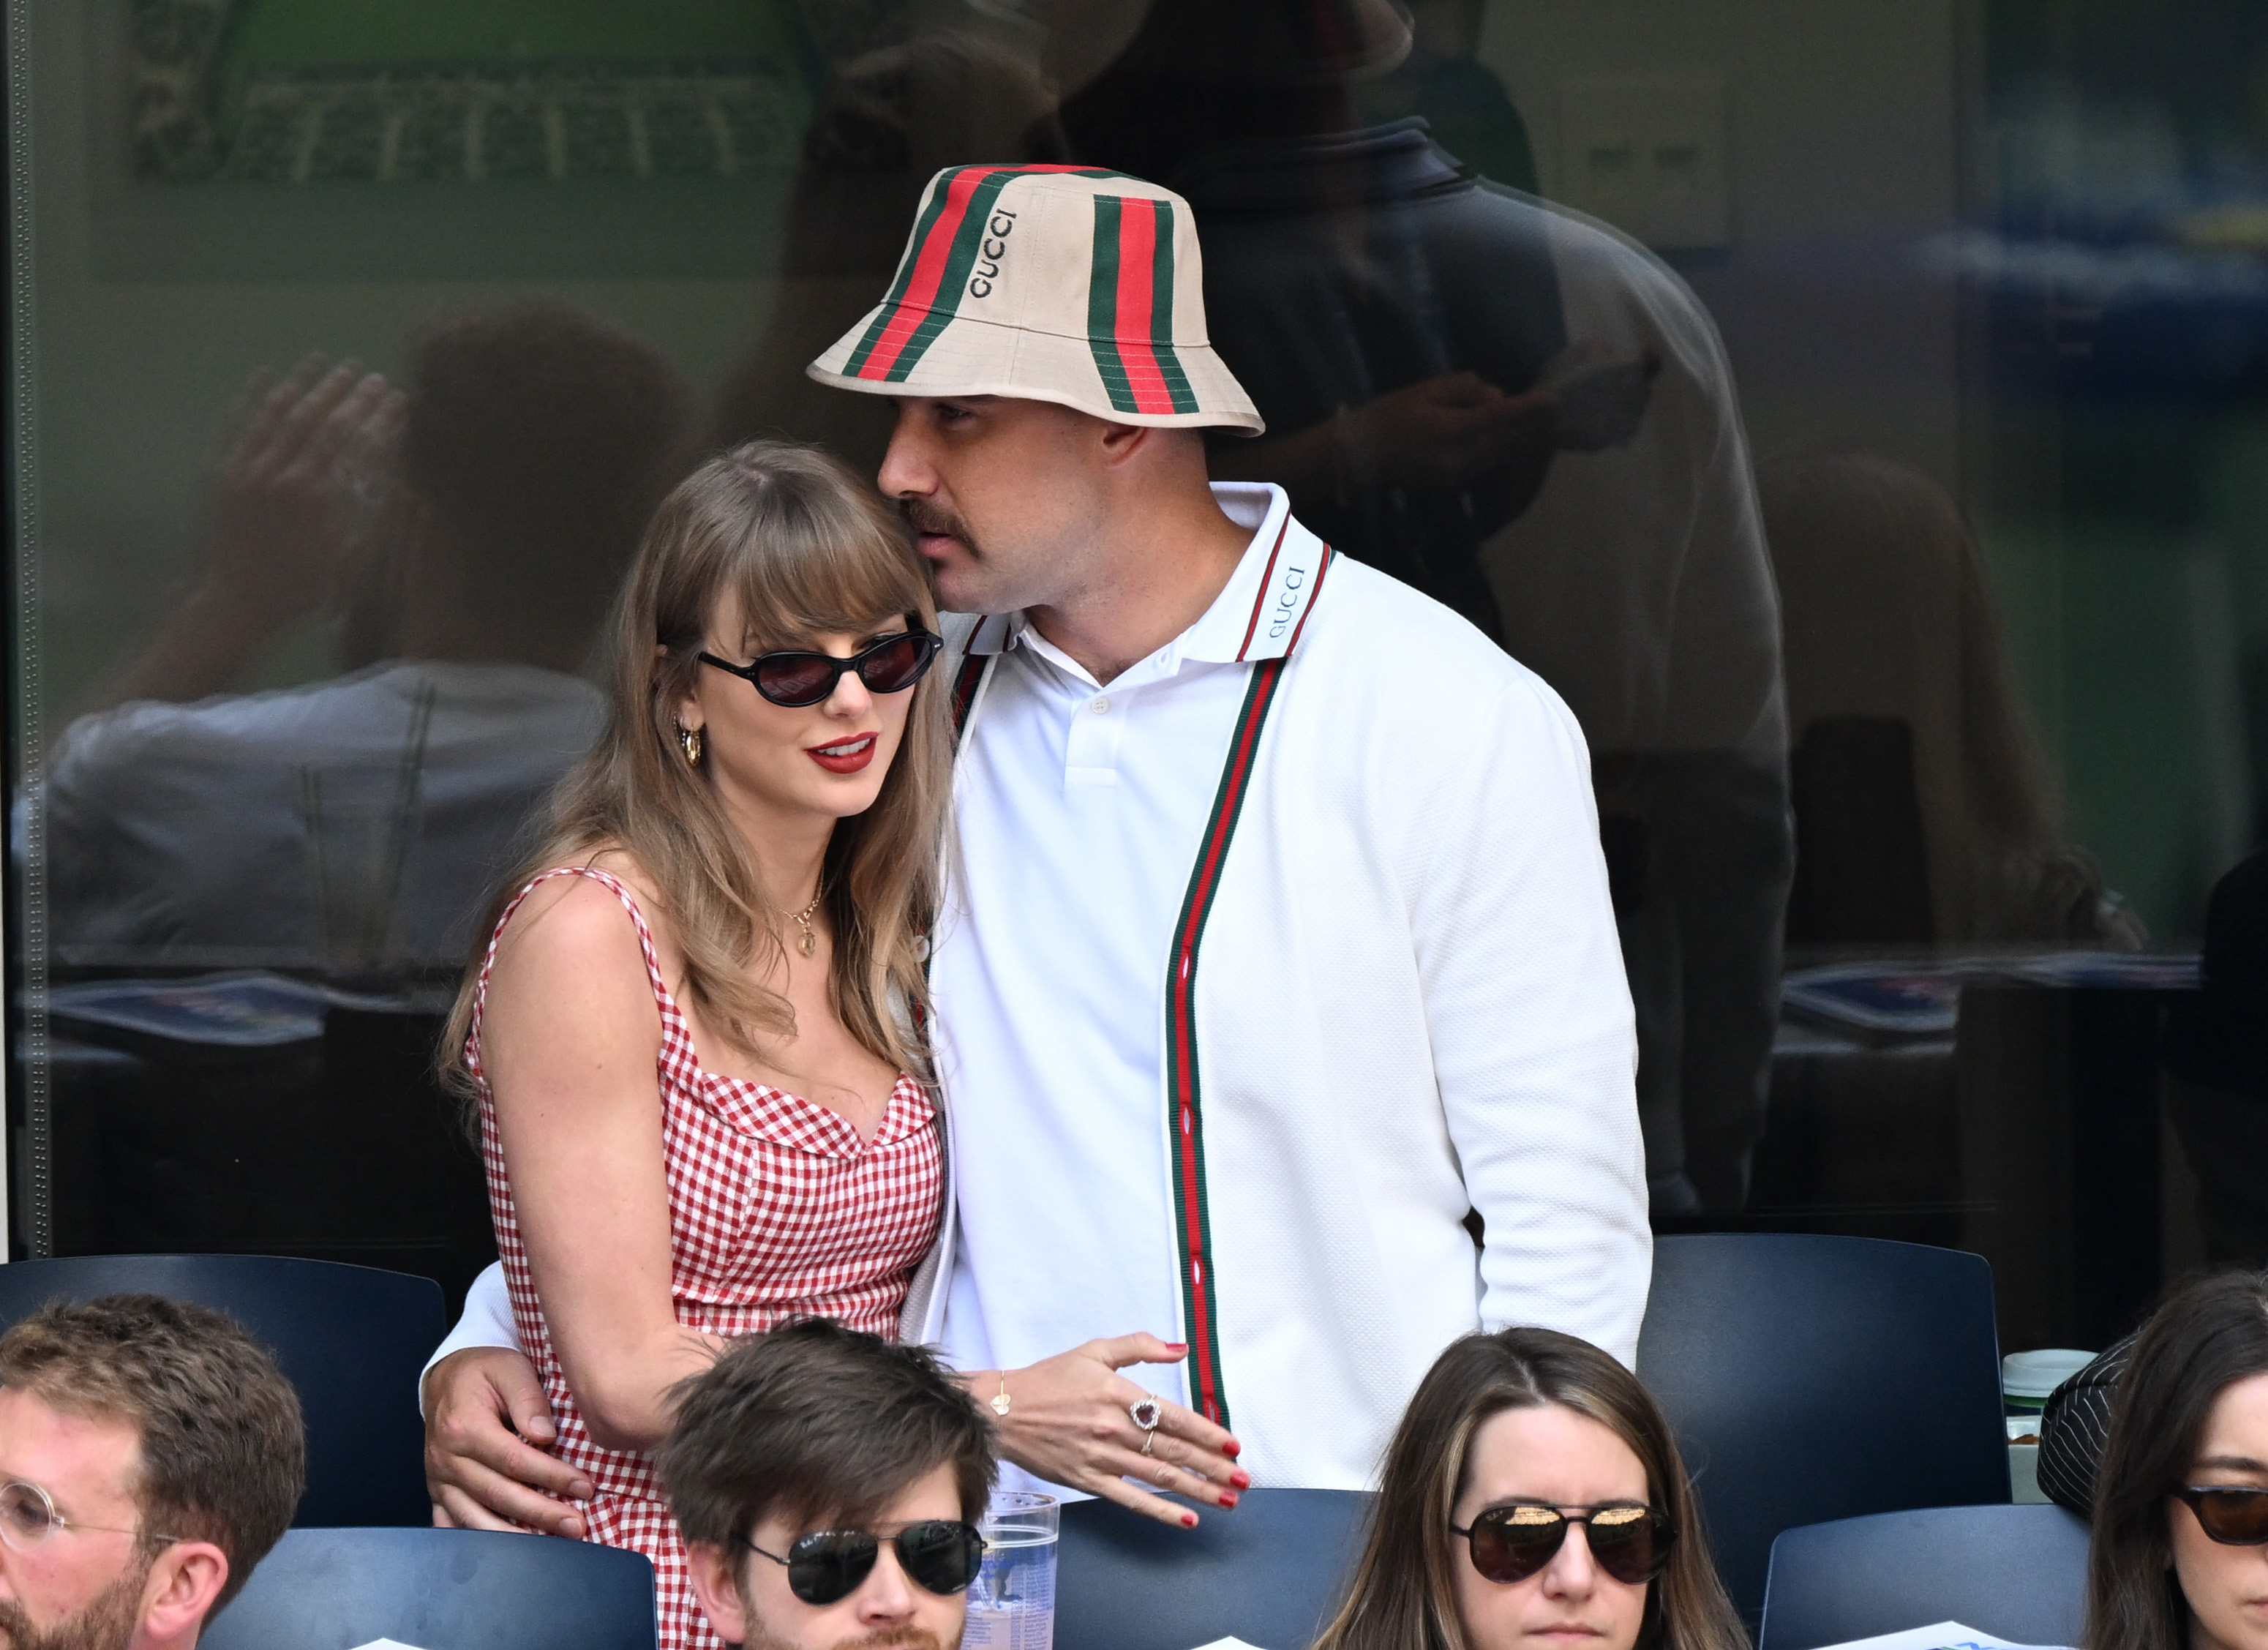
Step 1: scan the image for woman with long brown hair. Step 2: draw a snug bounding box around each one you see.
[438,440,959,1650]
[2087,1270,2268,1650]
[1315,1327,1745,1650]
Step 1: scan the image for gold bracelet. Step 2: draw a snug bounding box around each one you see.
[990,1373,1011,1417]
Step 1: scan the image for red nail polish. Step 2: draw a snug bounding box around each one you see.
[1231,1471,1252,1489]
[1220,1491,1239,1509]
[1182,1512,1198,1528]
[1223,1440,1242,1458]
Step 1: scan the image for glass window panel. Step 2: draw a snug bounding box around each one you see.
[6,0,2261,1360]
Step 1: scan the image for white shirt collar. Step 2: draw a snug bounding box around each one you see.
[956,484,1326,674]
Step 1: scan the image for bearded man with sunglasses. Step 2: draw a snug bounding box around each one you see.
[0,1294,304,1650]
[658,1319,994,1650]
[428,165,1647,1531]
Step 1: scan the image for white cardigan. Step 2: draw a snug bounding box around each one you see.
[438,509,1651,1489]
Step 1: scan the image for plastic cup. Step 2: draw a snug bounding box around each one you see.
[959,1491,1057,1650]
[2002,1347,2095,1414]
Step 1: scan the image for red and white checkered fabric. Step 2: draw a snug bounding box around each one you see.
[470,866,944,1650]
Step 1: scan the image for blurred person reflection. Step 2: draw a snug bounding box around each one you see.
[2163,850,2268,1264]
[1051,0,1792,1217]
[710,27,1064,475]
[45,302,695,970]
[1760,453,2144,948]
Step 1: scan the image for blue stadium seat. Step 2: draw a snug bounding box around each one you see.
[1640,1234,2012,1624]
[1760,1504,2091,1650]
[1057,1488,1373,1650]
[0,1253,444,1526]
[203,1526,657,1650]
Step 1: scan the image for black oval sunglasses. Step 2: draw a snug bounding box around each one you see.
[700,628,942,709]
[740,1518,986,1605]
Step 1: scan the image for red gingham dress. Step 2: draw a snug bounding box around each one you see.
[469,867,944,1650]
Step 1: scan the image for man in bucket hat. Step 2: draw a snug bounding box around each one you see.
[422,163,1648,1528]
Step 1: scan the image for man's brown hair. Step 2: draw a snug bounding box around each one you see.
[657,1318,995,1549]
[0,1294,306,1610]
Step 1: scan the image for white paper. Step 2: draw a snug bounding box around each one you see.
[1186,1640,1270,1650]
[1814,1622,2071,1650]
[347,1640,430,1650]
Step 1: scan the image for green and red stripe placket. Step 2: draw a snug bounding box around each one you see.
[943,539,1334,1432]
[1164,543,1336,1428]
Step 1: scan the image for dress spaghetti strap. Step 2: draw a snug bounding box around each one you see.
[465,865,689,1079]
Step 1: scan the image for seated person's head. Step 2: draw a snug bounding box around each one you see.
[1317,1327,1743,1650]
[658,1319,996,1650]
[0,1294,305,1650]
[342,300,695,672]
[2090,1270,2268,1650]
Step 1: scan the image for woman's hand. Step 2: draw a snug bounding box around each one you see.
[975,1335,1251,1528]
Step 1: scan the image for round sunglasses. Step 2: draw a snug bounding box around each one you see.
[741,1518,986,1606]
[2176,1485,2268,1545]
[699,629,942,709]
[1451,1501,1675,1587]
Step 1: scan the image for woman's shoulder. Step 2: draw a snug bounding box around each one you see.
[492,852,672,970]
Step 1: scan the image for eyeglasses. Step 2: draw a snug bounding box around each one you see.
[699,629,942,709]
[741,1519,987,1606]
[0,1479,177,1553]
[2176,1486,2268,1545]
[1451,1502,1675,1587]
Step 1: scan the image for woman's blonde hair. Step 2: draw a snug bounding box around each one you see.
[443,440,950,1092]
[1313,1327,1747,1650]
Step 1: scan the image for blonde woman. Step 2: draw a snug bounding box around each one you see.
[440,441,958,1650]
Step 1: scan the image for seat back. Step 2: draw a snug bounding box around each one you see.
[0,1253,443,1526]
[1639,1234,2010,1624]
[1759,1504,2091,1650]
[202,1526,658,1650]
[1057,1489,1373,1650]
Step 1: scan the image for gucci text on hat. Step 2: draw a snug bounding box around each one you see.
[808,164,1263,434]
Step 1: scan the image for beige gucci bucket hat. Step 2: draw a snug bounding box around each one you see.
[807,164,1263,433]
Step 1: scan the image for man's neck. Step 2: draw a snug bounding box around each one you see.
[1024,481,1255,685]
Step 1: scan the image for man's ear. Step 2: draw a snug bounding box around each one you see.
[138,1541,228,1645]
[686,1540,753,1646]
[1094,417,1156,469]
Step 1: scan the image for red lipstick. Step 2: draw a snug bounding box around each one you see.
[806,732,879,774]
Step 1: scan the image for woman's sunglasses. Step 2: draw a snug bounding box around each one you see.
[742,1518,986,1606]
[1451,1502,1675,1587]
[700,629,942,709]
[2176,1486,2268,1545]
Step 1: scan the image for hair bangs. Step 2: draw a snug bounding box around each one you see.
[725,480,934,657]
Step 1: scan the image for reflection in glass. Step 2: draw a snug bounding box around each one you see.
[44,304,694,972]
[1054,0,1791,1214]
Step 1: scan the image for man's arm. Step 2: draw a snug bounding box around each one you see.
[1413,678,1652,1364]
[421,1263,594,1536]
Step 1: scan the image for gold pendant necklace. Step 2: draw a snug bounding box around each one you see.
[786,889,823,958]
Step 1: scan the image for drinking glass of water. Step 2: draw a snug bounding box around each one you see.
[960,1490,1057,1650]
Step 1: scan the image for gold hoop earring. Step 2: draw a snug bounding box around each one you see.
[676,723,703,768]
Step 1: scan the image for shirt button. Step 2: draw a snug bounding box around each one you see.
[1091,697,1111,715]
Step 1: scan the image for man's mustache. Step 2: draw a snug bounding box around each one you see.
[898,500,967,541]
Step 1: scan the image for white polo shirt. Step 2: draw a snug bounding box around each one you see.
[930,483,1294,1445]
